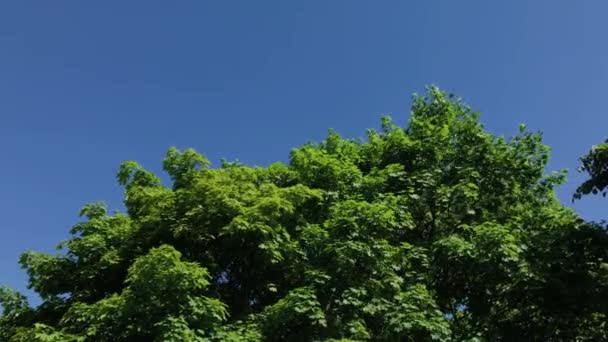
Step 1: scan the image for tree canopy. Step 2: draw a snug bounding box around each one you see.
[2,88,607,341]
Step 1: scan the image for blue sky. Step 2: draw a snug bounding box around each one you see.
[1,1,607,302]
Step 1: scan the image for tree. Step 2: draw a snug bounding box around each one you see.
[2,87,607,341]
[575,139,608,200]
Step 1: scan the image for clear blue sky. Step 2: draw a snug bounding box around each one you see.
[1,1,607,302]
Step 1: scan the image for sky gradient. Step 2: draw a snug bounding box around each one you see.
[1,1,607,302]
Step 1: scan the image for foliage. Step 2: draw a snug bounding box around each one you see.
[2,87,607,341]
[575,140,608,200]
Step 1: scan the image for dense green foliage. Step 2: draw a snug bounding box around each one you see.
[2,88,608,341]
[575,139,608,200]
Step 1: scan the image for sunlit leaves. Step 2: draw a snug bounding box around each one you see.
[261,287,326,341]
